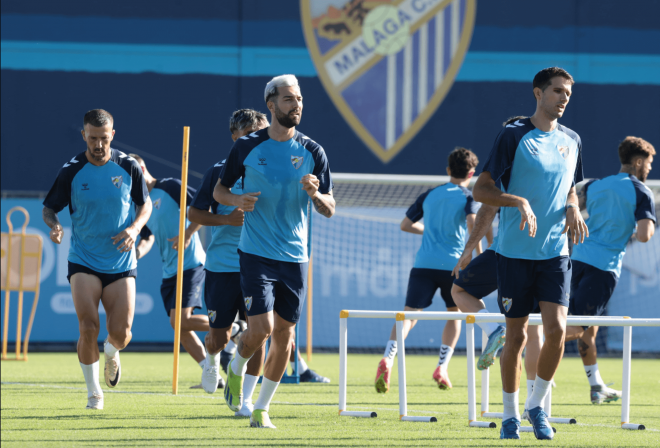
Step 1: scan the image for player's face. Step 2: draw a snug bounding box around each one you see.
[231,119,269,142]
[539,77,572,119]
[637,154,653,182]
[82,123,114,162]
[272,86,303,128]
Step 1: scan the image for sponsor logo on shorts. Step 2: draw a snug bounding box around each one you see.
[244,296,252,311]
[194,284,201,299]
[502,297,513,313]
[291,155,304,169]
[208,310,217,323]
[111,175,123,189]
[153,198,161,210]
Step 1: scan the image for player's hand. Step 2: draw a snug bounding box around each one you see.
[563,206,589,244]
[225,207,244,227]
[237,192,260,212]
[168,231,192,251]
[49,224,63,244]
[112,226,140,252]
[451,251,473,278]
[517,198,537,237]
[301,174,320,198]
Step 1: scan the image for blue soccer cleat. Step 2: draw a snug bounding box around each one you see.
[500,417,520,439]
[529,406,554,440]
[478,325,506,371]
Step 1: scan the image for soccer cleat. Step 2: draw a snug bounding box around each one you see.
[86,392,104,410]
[220,350,233,375]
[190,376,225,390]
[432,366,452,390]
[235,401,254,418]
[201,358,221,394]
[528,406,554,440]
[478,325,506,371]
[500,417,520,439]
[250,409,276,428]
[591,384,622,404]
[224,362,244,412]
[104,351,121,388]
[374,359,391,393]
[522,409,531,424]
[300,369,330,383]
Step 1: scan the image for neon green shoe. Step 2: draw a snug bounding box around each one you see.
[250,409,276,428]
[224,362,243,412]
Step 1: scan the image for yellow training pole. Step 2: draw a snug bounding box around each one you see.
[306,256,313,362]
[172,126,190,395]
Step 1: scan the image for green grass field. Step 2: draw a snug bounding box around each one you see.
[2,353,659,447]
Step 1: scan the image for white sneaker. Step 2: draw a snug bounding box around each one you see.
[104,352,121,388]
[86,392,104,410]
[235,401,254,417]
[201,359,220,394]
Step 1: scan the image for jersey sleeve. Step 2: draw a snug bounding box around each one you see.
[191,165,220,211]
[43,166,73,213]
[139,225,153,239]
[631,177,657,223]
[481,128,519,191]
[220,144,245,188]
[311,145,333,194]
[464,192,480,216]
[406,190,430,222]
[129,160,149,206]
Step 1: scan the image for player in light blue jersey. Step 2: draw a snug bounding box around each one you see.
[130,155,215,388]
[214,76,335,428]
[376,148,481,394]
[42,110,152,410]
[566,136,656,404]
[474,68,588,439]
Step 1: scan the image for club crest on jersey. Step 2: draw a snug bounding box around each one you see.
[153,198,161,210]
[291,155,304,169]
[557,145,569,159]
[208,310,217,323]
[502,297,513,313]
[301,0,476,163]
[111,175,123,189]
[244,296,253,311]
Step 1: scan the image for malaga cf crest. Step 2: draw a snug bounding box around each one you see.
[301,0,476,162]
[111,175,123,189]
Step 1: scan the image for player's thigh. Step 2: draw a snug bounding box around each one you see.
[436,270,458,309]
[569,261,617,318]
[272,259,308,324]
[70,272,103,325]
[405,268,438,309]
[272,311,297,344]
[453,250,498,299]
[169,307,194,328]
[496,254,537,318]
[533,256,571,310]
[101,276,136,331]
[239,250,278,318]
[205,271,247,329]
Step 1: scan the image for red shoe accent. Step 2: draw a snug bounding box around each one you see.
[375,359,391,393]
[433,366,452,390]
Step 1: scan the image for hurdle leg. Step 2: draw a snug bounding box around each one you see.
[468,319,496,428]
[621,325,644,430]
[338,315,375,418]
[480,330,489,416]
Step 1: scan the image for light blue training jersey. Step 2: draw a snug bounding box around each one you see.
[43,149,149,273]
[190,161,244,273]
[220,128,333,263]
[571,173,656,277]
[481,118,584,260]
[407,184,480,270]
[139,178,206,279]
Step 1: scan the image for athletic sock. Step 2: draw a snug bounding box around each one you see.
[199,359,206,369]
[80,361,103,397]
[525,379,535,410]
[103,340,119,358]
[502,390,520,421]
[437,345,454,368]
[243,374,260,404]
[231,351,251,376]
[224,340,237,355]
[254,377,280,412]
[584,363,604,387]
[293,356,308,374]
[383,340,397,367]
[477,309,500,336]
[527,376,552,410]
[206,351,219,368]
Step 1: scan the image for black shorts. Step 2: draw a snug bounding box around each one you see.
[67,262,137,289]
[205,270,245,329]
[569,260,618,327]
[160,265,205,317]
[452,250,498,299]
[405,268,456,309]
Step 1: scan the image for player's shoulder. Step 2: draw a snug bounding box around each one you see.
[628,174,654,198]
[110,148,141,174]
[556,123,581,145]
[295,130,325,155]
[457,185,473,198]
[232,128,270,152]
[54,151,88,180]
[500,117,535,139]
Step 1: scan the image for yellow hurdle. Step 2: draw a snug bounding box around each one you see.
[1,206,43,361]
[172,126,190,394]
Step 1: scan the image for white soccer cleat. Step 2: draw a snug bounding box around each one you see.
[235,401,254,417]
[201,359,221,394]
[250,409,276,428]
[104,352,121,388]
[86,392,104,410]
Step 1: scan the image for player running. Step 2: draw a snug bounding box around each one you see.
[214,75,335,428]
[565,136,655,404]
[375,148,481,393]
[473,67,587,440]
[130,155,219,388]
[42,109,152,410]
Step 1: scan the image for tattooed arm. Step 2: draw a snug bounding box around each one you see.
[42,207,64,244]
[301,174,335,218]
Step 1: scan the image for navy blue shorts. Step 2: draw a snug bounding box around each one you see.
[239,250,308,324]
[496,254,571,318]
[452,250,498,299]
[160,265,205,317]
[569,260,618,324]
[204,270,244,329]
[68,262,137,289]
[405,268,457,309]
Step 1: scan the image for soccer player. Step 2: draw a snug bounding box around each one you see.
[42,109,152,410]
[375,148,481,393]
[130,155,218,388]
[473,67,587,440]
[214,75,335,428]
[566,136,655,403]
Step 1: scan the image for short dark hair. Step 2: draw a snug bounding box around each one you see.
[448,147,479,179]
[618,136,656,165]
[533,67,574,92]
[503,115,527,127]
[83,109,113,127]
[229,109,268,134]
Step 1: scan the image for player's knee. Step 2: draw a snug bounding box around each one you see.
[108,328,131,348]
[79,318,100,339]
[544,324,566,345]
[507,329,527,350]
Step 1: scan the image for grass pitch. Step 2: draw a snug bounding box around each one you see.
[1,353,659,447]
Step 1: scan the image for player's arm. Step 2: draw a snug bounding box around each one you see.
[112,198,153,252]
[636,219,655,242]
[168,219,203,251]
[213,180,260,211]
[467,214,483,255]
[136,233,155,260]
[42,206,64,244]
[485,225,494,248]
[473,172,536,238]
[188,205,244,227]
[400,216,423,234]
[451,205,497,277]
[562,185,589,245]
[301,174,335,218]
